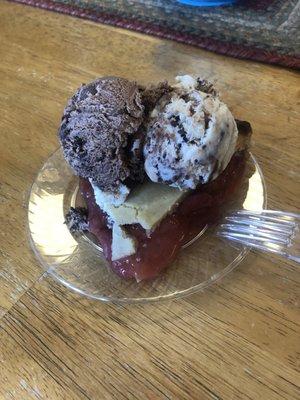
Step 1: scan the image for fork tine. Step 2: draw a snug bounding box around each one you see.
[234,210,300,223]
[218,227,289,245]
[219,234,285,255]
[231,214,294,226]
[224,217,295,233]
[236,209,300,218]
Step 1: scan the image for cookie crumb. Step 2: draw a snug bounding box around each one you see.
[65,207,88,232]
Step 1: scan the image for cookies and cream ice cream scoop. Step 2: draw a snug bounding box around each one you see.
[144,75,238,190]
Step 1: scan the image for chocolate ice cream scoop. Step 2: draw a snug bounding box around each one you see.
[59,76,146,201]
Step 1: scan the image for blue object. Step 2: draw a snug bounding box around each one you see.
[178,0,235,6]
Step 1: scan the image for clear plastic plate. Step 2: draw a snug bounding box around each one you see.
[28,148,266,303]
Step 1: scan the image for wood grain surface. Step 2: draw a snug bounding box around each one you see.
[0,1,299,399]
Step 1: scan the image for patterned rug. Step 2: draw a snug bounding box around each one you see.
[11,0,300,69]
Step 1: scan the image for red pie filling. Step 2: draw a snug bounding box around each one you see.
[80,152,247,281]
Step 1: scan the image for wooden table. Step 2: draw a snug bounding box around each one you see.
[0,1,299,398]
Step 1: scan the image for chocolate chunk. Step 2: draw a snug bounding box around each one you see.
[178,126,188,142]
[170,115,180,127]
[204,112,210,130]
[196,79,217,96]
[181,94,190,102]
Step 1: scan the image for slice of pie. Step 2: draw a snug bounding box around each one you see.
[61,75,252,281]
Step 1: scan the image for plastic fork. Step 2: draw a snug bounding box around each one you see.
[218,210,300,263]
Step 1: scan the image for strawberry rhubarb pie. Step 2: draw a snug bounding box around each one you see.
[60,75,251,282]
